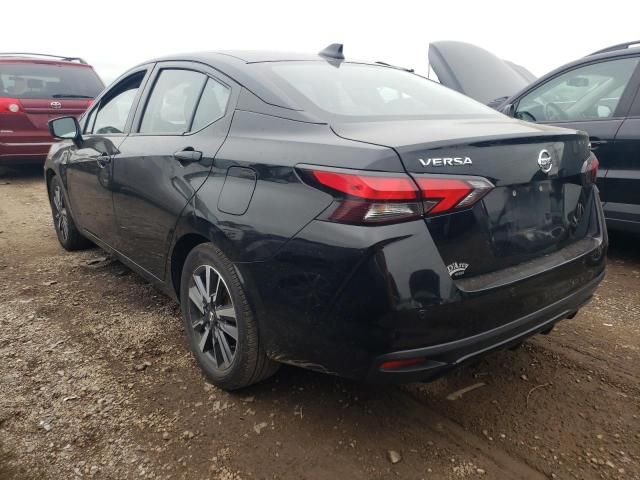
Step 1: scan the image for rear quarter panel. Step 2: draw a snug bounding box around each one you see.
[186,109,405,263]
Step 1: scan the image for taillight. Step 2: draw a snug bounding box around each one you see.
[414,175,494,216]
[0,97,22,114]
[302,168,422,225]
[581,154,599,185]
[300,166,495,225]
[310,170,418,200]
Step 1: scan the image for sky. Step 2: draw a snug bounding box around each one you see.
[4,0,639,85]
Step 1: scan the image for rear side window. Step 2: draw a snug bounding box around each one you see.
[191,78,231,131]
[139,69,206,134]
[0,63,103,99]
[87,71,145,135]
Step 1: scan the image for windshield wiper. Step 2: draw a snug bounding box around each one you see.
[51,94,93,99]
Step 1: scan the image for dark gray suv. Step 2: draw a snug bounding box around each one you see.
[429,40,640,233]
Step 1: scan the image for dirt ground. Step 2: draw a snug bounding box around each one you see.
[1,165,639,480]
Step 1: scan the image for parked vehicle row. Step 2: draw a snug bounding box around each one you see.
[45,45,606,389]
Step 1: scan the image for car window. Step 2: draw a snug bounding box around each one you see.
[88,71,145,135]
[0,63,103,99]
[139,69,207,134]
[259,62,501,121]
[191,78,231,131]
[515,57,640,122]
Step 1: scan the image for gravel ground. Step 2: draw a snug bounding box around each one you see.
[1,166,639,480]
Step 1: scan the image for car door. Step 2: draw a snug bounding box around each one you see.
[512,56,640,202]
[64,68,150,246]
[601,84,640,231]
[111,62,236,279]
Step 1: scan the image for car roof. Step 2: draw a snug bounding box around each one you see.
[564,45,640,68]
[0,53,92,67]
[132,50,382,112]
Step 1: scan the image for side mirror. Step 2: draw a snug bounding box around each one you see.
[500,103,515,117]
[49,116,81,142]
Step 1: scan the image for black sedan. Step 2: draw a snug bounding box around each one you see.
[45,45,606,390]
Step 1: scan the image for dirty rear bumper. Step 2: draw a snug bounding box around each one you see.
[238,187,607,381]
[368,269,603,383]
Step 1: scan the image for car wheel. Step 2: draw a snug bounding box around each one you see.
[180,243,279,390]
[48,176,92,251]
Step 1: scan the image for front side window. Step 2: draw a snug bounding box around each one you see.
[139,69,206,134]
[515,57,640,122]
[88,72,145,135]
[258,62,501,122]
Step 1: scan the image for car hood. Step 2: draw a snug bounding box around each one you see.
[428,41,536,105]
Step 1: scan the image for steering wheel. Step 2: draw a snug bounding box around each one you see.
[544,102,568,121]
[515,110,536,122]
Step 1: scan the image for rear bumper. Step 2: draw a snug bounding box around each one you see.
[239,189,607,381]
[0,133,54,163]
[369,269,603,382]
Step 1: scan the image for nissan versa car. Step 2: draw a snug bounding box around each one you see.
[429,40,640,233]
[0,53,103,164]
[45,45,606,390]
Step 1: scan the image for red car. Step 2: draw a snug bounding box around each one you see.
[0,53,104,164]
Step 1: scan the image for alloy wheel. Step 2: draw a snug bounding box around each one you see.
[52,185,69,242]
[187,265,238,369]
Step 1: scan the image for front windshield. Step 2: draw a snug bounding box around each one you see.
[261,61,502,122]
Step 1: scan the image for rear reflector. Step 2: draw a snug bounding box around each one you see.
[379,358,425,370]
[0,97,22,114]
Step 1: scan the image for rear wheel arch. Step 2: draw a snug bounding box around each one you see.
[170,233,210,299]
[169,217,237,299]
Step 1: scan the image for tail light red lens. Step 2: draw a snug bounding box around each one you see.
[414,175,494,215]
[310,170,418,200]
[299,167,494,225]
[581,154,599,185]
[0,97,22,114]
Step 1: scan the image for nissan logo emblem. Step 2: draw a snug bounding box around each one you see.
[50,101,62,109]
[537,149,553,173]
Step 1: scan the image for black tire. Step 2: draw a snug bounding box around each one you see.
[48,176,93,251]
[180,243,279,390]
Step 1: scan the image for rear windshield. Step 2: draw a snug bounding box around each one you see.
[261,62,502,121]
[0,63,104,99]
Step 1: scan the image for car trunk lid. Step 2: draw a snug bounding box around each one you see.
[332,118,595,278]
[18,98,92,130]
